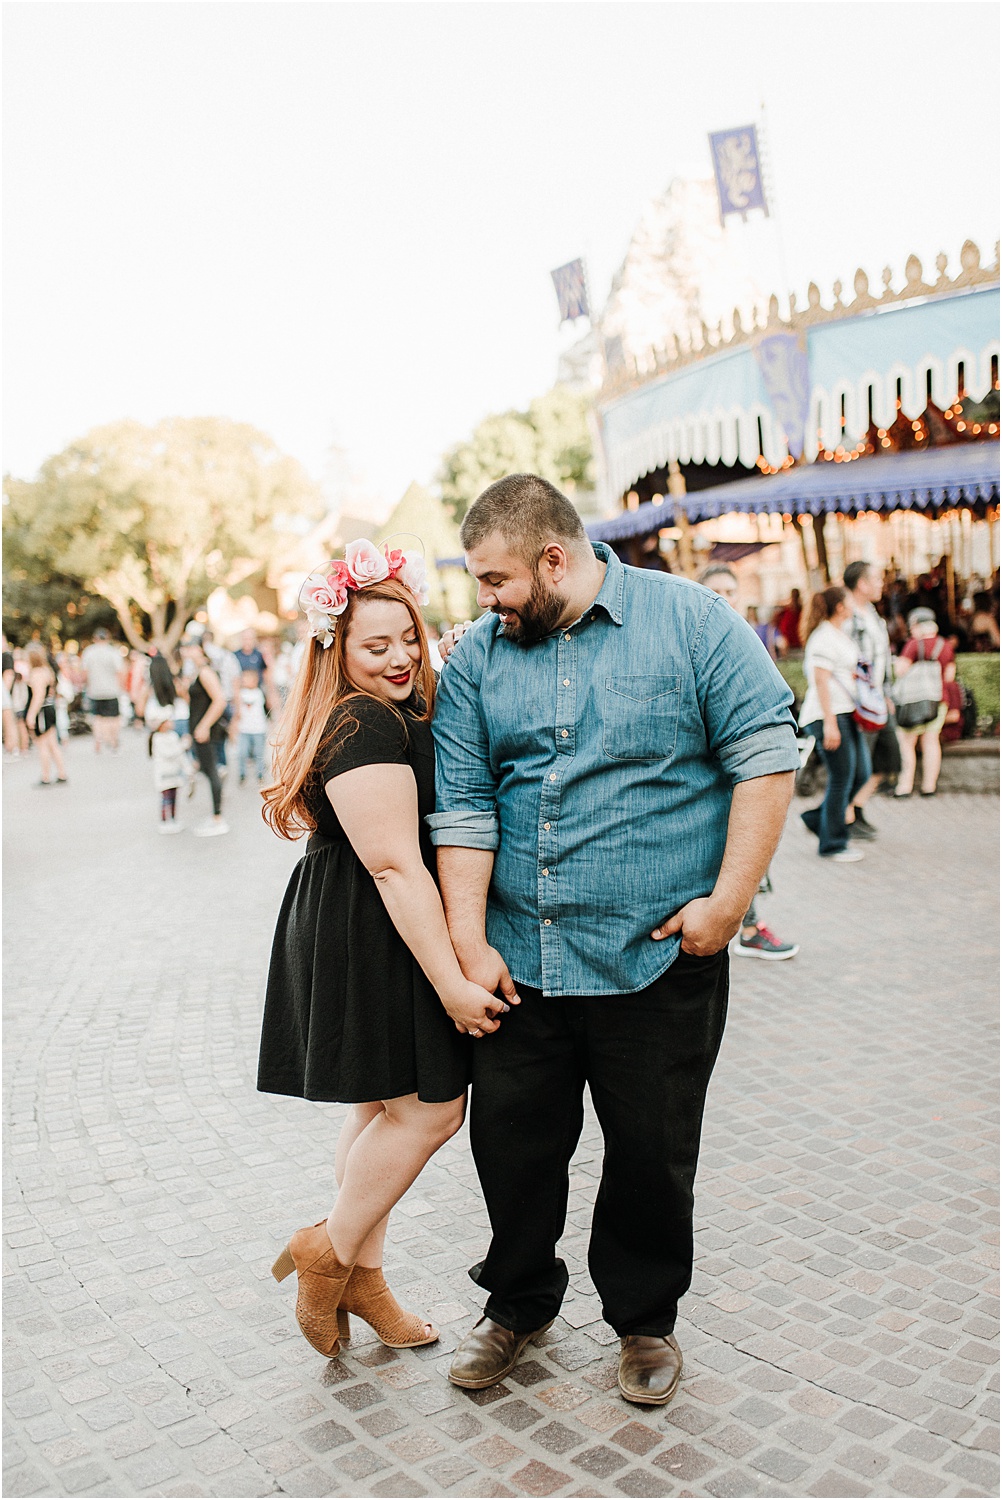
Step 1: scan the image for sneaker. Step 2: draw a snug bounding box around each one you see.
[847,819,876,841]
[193,819,229,837]
[158,822,183,834]
[827,848,864,863]
[851,806,878,834]
[735,925,800,960]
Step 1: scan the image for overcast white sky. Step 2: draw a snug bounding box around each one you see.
[4,2,999,512]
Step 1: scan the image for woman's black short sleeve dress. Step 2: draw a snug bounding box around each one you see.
[257,694,470,1105]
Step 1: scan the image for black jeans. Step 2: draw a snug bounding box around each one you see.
[468,950,729,1337]
[193,739,223,816]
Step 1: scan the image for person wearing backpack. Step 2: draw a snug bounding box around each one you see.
[892,608,955,797]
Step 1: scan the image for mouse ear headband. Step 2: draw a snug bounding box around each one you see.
[299,538,430,649]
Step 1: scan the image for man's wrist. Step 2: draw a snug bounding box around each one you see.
[706,888,752,927]
[452,931,491,966]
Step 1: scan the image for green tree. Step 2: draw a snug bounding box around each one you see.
[377,482,476,622]
[3,417,324,651]
[439,383,594,523]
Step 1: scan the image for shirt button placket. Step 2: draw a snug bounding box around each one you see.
[540,629,574,995]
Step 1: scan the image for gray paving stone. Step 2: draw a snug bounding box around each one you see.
[4,755,999,1498]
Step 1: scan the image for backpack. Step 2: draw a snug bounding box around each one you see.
[891,639,944,730]
[852,659,888,732]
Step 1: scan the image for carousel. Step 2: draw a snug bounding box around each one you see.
[591,239,1000,611]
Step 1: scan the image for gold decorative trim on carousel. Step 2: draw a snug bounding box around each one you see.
[599,239,1001,400]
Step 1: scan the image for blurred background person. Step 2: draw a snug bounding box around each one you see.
[843,560,899,827]
[180,636,230,836]
[145,650,179,726]
[10,649,32,753]
[969,591,1000,652]
[774,589,803,653]
[798,587,869,863]
[234,667,268,785]
[81,627,126,753]
[126,648,150,725]
[700,564,798,958]
[149,710,188,833]
[201,628,239,776]
[746,603,786,662]
[892,607,955,798]
[2,635,18,755]
[25,642,67,786]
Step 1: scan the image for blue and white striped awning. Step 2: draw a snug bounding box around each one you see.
[597,286,1000,499]
[587,440,1000,542]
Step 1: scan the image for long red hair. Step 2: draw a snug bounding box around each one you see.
[262,579,437,841]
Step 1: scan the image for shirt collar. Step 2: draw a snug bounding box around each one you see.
[589,542,625,626]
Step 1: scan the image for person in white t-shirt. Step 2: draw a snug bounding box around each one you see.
[81,629,126,753]
[234,669,268,784]
[798,586,872,863]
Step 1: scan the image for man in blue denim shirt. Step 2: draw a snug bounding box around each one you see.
[429,475,800,1406]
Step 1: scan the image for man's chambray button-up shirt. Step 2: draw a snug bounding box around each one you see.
[427,544,800,997]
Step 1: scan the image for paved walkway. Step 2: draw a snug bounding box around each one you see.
[3,730,999,1499]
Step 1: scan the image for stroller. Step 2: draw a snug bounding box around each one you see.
[67,693,93,736]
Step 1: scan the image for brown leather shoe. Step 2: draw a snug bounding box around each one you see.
[449,1315,554,1389]
[618,1334,683,1406]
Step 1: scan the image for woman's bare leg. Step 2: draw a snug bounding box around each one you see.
[38,730,66,781]
[326,1093,464,1266]
[919,728,942,793]
[896,732,916,795]
[334,1103,388,1267]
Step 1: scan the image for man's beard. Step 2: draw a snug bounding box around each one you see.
[496,568,566,647]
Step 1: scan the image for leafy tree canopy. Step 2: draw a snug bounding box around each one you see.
[3,417,324,651]
[377,482,476,623]
[438,383,594,524]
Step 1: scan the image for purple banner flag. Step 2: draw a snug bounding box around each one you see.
[709,125,769,222]
[551,259,590,323]
[753,331,810,459]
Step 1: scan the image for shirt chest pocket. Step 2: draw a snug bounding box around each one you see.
[603,675,681,761]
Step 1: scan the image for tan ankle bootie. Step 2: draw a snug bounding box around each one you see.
[339,1265,439,1348]
[272,1221,354,1358]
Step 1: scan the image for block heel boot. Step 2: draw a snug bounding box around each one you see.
[272,1221,355,1358]
[339,1265,439,1348]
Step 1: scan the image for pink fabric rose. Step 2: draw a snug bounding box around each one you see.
[307,581,348,615]
[345,538,390,587]
[383,546,406,578]
[326,560,354,591]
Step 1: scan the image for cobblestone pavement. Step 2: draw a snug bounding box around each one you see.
[4,731,999,1500]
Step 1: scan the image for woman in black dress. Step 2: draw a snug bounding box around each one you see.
[259,547,514,1360]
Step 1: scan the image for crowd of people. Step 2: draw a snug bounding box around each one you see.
[1,623,306,834]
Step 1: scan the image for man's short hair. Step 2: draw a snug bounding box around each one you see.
[843,560,873,592]
[93,627,110,641]
[698,564,737,586]
[460,474,588,564]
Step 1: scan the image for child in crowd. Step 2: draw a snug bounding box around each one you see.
[236,668,268,784]
[149,708,189,832]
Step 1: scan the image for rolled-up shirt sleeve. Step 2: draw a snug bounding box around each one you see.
[693,597,802,785]
[427,633,500,849]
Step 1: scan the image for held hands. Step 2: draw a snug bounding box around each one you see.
[652,897,742,957]
[439,621,474,663]
[451,943,521,1037]
[442,978,511,1038]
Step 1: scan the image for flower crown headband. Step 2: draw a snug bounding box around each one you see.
[299,539,430,649]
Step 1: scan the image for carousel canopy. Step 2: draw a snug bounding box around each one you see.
[597,243,1000,500]
[587,440,1001,541]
